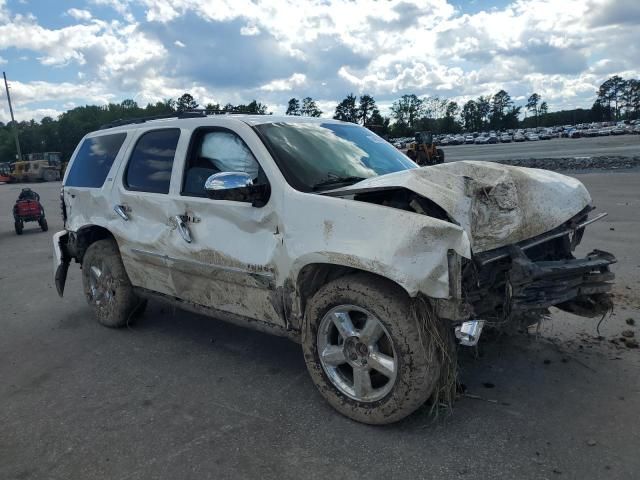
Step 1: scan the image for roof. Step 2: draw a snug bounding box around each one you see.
[239,115,341,126]
[96,111,342,133]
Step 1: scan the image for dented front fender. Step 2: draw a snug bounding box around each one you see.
[282,191,471,299]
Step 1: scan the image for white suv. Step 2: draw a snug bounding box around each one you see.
[54,113,615,424]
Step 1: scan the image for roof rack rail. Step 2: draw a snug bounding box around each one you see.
[99,110,207,130]
[99,108,268,130]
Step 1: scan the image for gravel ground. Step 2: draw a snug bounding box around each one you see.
[0,174,638,480]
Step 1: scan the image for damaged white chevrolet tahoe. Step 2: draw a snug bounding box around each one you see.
[53,114,615,424]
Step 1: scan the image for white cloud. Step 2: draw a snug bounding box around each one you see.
[8,80,115,105]
[240,24,260,36]
[90,0,135,22]
[260,73,306,92]
[0,0,639,121]
[0,12,167,84]
[67,8,92,21]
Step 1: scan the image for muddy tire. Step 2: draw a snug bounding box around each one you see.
[302,274,441,425]
[81,238,140,328]
[39,217,48,232]
[436,148,445,163]
[14,220,23,235]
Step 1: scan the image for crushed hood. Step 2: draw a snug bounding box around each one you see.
[329,161,592,252]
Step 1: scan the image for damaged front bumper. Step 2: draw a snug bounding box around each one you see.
[448,247,616,346]
[506,248,615,317]
[449,208,617,339]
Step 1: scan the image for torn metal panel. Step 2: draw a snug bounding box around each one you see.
[327,161,592,252]
[52,230,70,297]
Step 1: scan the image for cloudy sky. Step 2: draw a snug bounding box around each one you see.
[0,0,638,122]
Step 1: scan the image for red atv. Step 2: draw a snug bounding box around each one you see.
[13,188,48,235]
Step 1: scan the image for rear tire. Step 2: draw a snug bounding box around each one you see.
[14,220,23,235]
[81,238,140,328]
[302,274,441,424]
[436,148,445,163]
[39,217,48,232]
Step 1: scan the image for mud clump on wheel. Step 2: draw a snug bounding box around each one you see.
[81,238,142,328]
[302,273,445,425]
[411,294,458,414]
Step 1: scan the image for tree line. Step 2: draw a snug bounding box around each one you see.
[1,75,638,162]
[291,74,639,137]
[0,93,271,162]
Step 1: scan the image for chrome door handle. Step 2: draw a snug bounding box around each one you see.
[173,215,192,243]
[114,205,129,221]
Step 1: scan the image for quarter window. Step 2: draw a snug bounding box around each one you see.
[125,129,180,194]
[65,133,127,188]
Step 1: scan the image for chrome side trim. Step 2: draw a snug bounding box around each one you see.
[130,248,274,278]
[131,248,167,260]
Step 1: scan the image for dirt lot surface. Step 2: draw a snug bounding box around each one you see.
[444,134,640,162]
[1,173,639,480]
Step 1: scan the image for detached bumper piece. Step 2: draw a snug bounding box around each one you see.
[507,248,615,317]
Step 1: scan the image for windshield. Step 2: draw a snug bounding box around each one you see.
[254,122,417,191]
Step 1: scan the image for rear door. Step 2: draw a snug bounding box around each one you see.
[109,128,185,296]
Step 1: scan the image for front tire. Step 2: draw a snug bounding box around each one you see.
[302,274,441,424]
[81,239,140,328]
[436,148,445,163]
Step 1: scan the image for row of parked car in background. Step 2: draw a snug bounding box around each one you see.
[391,120,640,149]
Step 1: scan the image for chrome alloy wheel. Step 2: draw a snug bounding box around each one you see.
[89,262,115,307]
[317,305,398,402]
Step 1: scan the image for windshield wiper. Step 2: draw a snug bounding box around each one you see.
[312,176,367,191]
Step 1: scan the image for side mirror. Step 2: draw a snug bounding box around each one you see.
[204,172,269,206]
[205,172,253,193]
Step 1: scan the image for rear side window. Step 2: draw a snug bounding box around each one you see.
[65,133,127,188]
[124,129,180,194]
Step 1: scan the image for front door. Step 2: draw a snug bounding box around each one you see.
[163,126,286,328]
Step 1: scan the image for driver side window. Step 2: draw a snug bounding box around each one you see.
[182,129,260,197]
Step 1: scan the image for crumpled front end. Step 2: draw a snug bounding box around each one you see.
[463,207,615,325]
[330,160,593,253]
[321,161,615,332]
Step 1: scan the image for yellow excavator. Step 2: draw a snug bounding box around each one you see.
[405,132,445,166]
